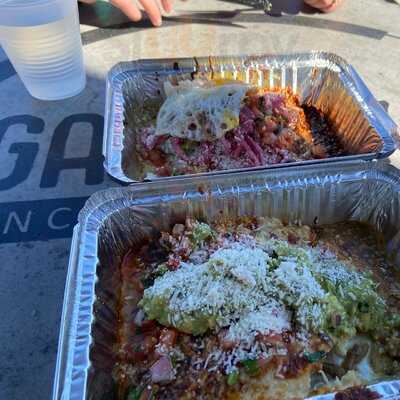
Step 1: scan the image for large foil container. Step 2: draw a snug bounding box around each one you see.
[103,52,399,183]
[53,160,400,400]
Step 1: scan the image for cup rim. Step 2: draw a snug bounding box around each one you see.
[0,0,65,9]
[0,0,75,26]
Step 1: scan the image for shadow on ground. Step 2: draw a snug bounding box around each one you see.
[79,0,398,46]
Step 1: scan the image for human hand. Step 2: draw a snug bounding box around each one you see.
[79,0,173,26]
[304,0,343,12]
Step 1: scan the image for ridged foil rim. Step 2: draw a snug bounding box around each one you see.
[103,51,398,183]
[53,159,400,400]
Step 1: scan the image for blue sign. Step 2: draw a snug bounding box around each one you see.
[0,197,88,243]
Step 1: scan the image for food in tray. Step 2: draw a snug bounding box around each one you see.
[115,217,400,400]
[136,80,346,177]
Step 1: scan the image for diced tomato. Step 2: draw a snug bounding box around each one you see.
[287,233,299,245]
[140,319,158,333]
[258,333,284,346]
[148,149,167,167]
[218,330,237,351]
[275,354,309,379]
[167,256,181,270]
[159,328,178,348]
[276,129,295,150]
[142,335,158,353]
[311,144,327,159]
[155,165,172,177]
[257,357,271,373]
[155,328,178,357]
[139,320,160,337]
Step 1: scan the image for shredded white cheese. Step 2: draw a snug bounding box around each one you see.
[142,243,278,330]
[273,259,326,303]
[141,219,378,375]
[209,243,270,288]
[226,301,291,343]
[205,341,273,374]
[311,249,363,287]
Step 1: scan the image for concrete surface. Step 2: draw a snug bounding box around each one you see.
[0,1,399,399]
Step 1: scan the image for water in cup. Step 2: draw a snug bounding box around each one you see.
[0,0,86,100]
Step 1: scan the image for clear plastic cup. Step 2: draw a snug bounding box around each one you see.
[0,0,86,100]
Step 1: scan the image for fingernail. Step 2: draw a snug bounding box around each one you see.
[154,18,162,27]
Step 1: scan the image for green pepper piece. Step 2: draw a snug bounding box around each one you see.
[304,351,326,363]
[227,370,239,386]
[127,387,144,400]
[242,359,260,376]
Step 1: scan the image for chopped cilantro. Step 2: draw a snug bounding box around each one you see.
[242,359,260,376]
[304,351,326,363]
[127,387,143,400]
[154,263,169,277]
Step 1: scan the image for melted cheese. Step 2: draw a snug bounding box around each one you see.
[155,81,249,141]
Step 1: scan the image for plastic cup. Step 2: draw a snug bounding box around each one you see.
[0,0,86,100]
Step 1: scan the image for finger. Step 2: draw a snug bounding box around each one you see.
[304,0,341,11]
[304,0,330,7]
[139,0,162,26]
[161,0,173,13]
[320,0,342,12]
[305,0,328,7]
[111,0,142,21]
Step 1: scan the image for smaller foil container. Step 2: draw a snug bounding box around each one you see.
[53,159,400,400]
[103,52,399,183]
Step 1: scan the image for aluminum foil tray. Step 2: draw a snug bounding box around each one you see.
[103,52,399,183]
[53,159,400,400]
